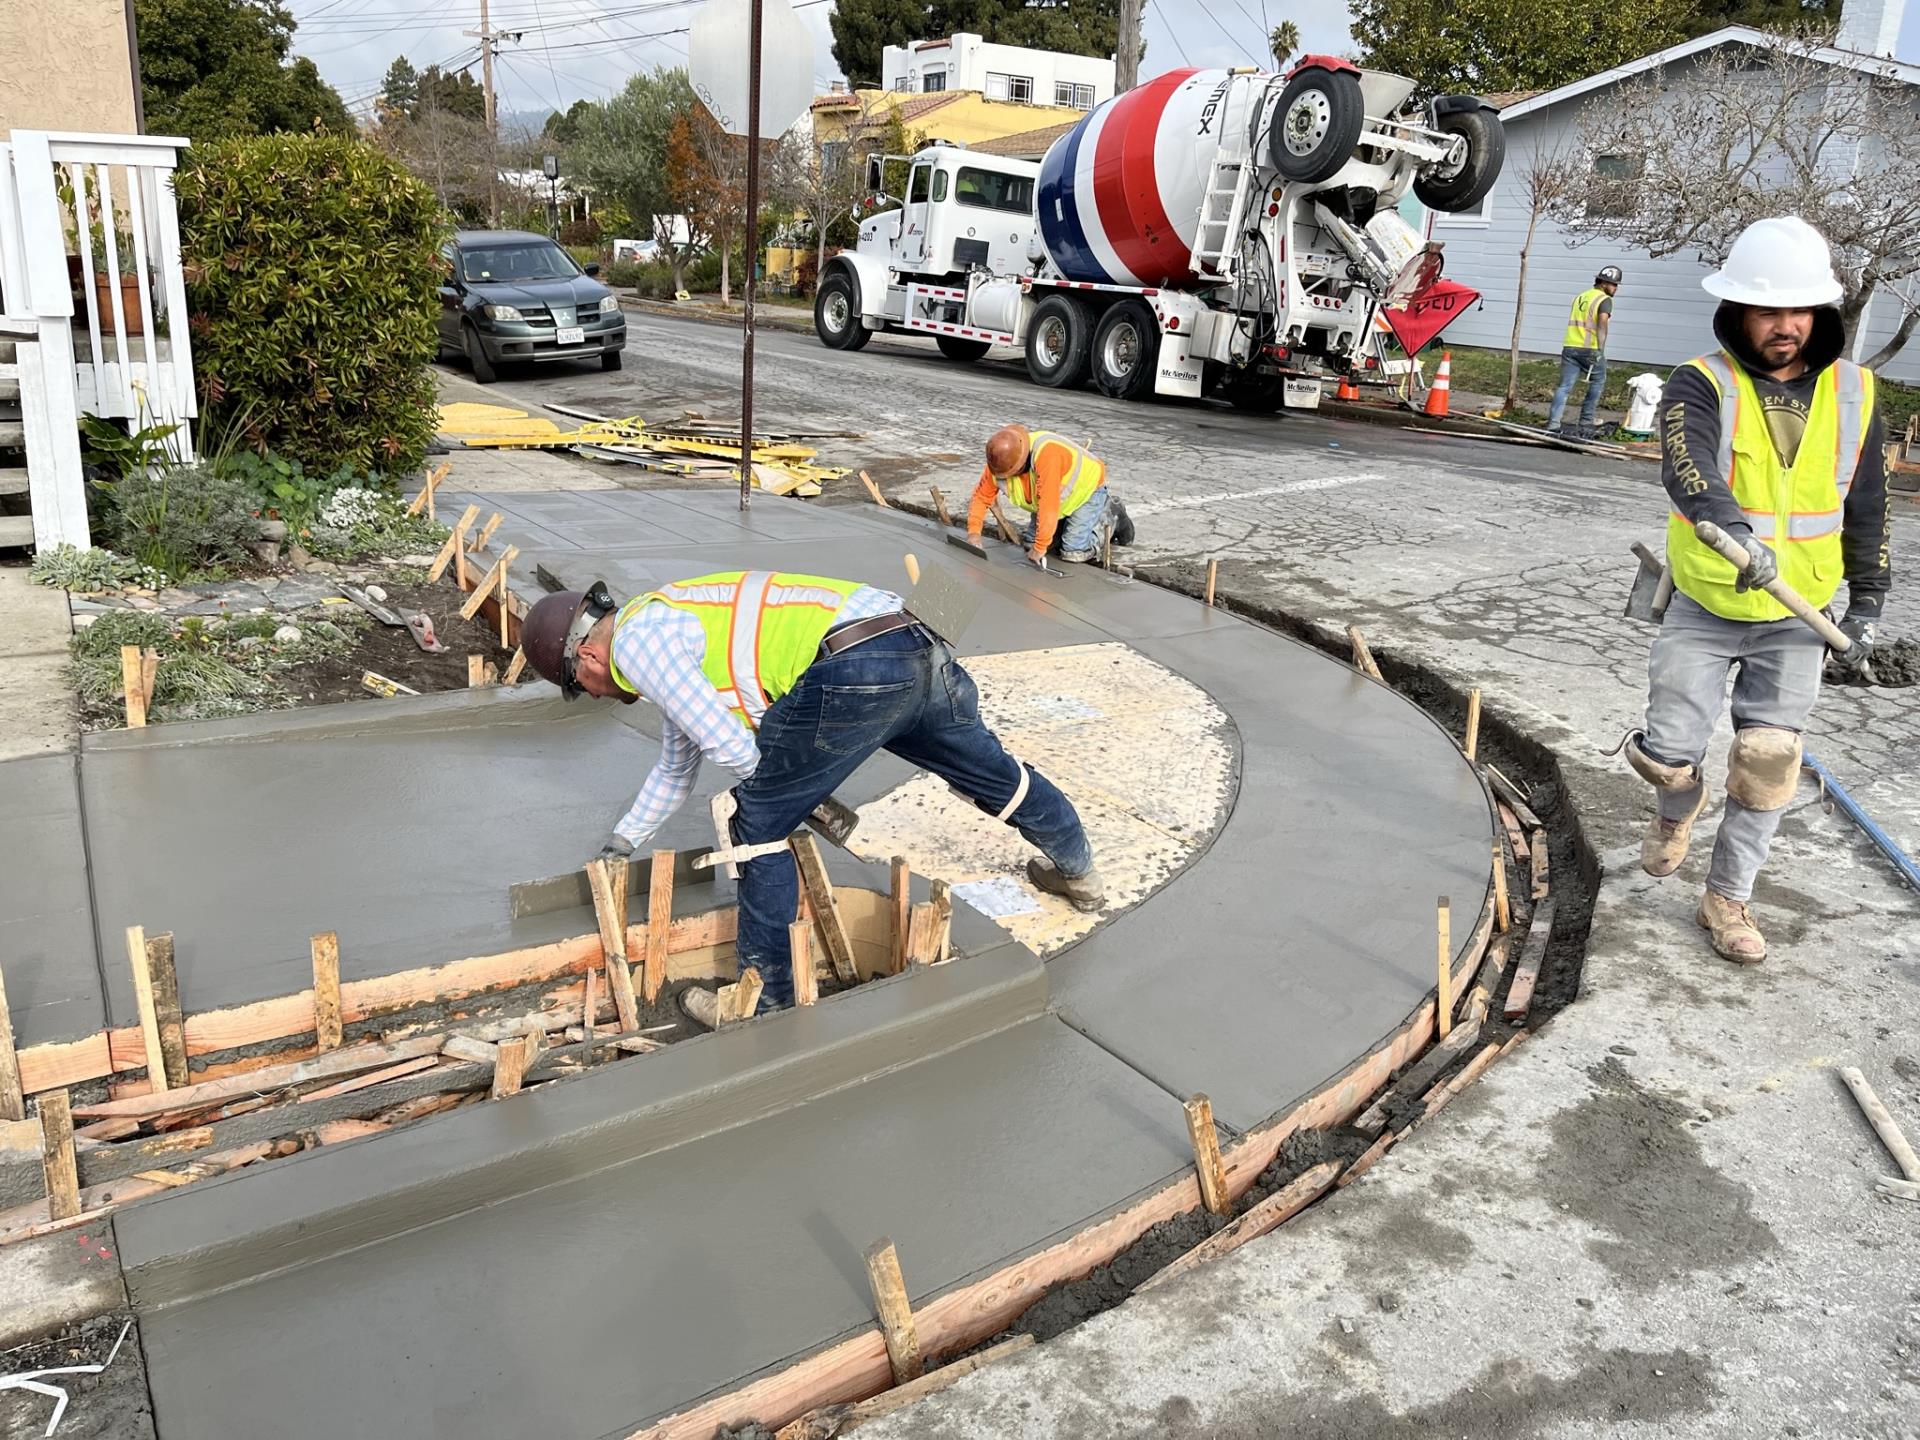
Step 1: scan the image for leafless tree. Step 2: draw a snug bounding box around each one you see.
[1550,28,1920,368]
[1505,134,1581,409]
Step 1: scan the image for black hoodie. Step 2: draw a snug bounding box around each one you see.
[1658,302,1890,617]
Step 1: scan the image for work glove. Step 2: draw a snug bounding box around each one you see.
[596,833,635,864]
[1827,611,1876,681]
[1729,527,1778,594]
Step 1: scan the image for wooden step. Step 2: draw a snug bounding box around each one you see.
[0,420,23,450]
[0,467,27,496]
[0,514,34,548]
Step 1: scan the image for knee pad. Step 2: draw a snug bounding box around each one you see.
[1727,726,1801,811]
[1623,732,1701,792]
[950,760,1031,823]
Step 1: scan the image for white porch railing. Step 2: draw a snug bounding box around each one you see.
[0,129,196,550]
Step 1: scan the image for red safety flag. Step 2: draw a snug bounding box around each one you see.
[1382,278,1481,355]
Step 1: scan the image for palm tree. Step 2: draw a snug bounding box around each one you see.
[1269,20,1299,69]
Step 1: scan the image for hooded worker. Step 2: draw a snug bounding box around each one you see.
[518,572,1105,1027]
[968,425,1135,565]
[1621,216,1889,965]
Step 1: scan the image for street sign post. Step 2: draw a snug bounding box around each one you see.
[689,0,815,509]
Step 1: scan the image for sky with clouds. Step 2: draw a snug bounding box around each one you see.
[285,0,1920,128]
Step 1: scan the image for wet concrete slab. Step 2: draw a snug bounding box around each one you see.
[0,754,105,1048]
[123,1011,1194,1440]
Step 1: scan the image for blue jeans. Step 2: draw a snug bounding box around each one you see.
[730,625,1094,1008]
[1547,347,1606,430]
[1019,484,1113,562]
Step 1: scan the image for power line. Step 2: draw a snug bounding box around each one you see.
[1149,0,1192,65]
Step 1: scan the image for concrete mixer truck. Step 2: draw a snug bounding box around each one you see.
[811,59,1504,407]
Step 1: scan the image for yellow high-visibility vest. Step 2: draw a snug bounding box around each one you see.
[1006,431,1104,515]
[1563,287,1610,349]
[611,570,863,727]
[1665,351,1872,621]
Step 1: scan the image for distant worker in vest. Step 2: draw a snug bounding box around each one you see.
[1546,265,1623,436]
[519,573,1105,1027]
[968,425,1135,565]
[1619,217,1888,965]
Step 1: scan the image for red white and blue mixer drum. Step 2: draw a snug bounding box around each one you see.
[1036,68,1267,288]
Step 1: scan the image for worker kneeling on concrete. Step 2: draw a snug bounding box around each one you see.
[969,425,1134,565]
[1621,217,1889,966]
[520,573,1104,1026]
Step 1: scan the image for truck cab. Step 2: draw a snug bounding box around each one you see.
[855,145,1038,282]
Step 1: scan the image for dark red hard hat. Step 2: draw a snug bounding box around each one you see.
[521,581,618,697]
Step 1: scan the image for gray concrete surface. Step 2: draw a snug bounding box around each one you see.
[0,754,103,1048]
[462,317,1918,1437]
[0,561,77,762]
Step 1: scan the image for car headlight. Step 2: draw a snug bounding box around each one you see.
[599,295,620,314]
[482,303,524,321]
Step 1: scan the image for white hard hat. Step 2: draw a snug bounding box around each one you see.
[1701,216,1843,307]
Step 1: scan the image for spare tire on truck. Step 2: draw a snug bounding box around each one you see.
[1415,99,1506,214]
[1270,66,1367,185]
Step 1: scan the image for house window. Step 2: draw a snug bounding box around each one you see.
[1054,81,1095,109]
[1588,154,1643,219]
[891,74,908,91]
[922,71,946,92]
[986,72,1033,103]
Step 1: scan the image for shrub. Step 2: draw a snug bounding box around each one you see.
[98,463,264,583]
[307,487,447,561]
[175,132,447,476]
[220,449,364,534]
[560,214,602,247]
[31,544,167,593]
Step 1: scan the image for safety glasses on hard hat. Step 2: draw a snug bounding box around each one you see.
[558,580,617,700]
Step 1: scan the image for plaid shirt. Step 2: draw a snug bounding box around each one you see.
[611,584,902,845]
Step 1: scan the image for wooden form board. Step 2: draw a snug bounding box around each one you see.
[0,964,22,1122]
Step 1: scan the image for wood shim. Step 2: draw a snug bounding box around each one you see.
[1136,1160,1342,1294]
[121,645,148,728]
[903,903,940,968]
[491,1034,536,1099]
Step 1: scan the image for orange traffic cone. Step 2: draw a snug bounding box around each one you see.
[1336,373,1360,401]
[1423,350,1452,418]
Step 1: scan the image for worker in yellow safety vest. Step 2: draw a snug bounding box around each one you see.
[1546,265,1622,436]
[518,571,1103,1025]
[1617,217,1889,966]
[968,425,1134,564]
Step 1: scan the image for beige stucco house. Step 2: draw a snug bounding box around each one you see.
[0,0,143,135]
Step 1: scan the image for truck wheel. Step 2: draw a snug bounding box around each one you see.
[1414,103,1506,213]
[814,271,871,352]
[1025,295,1092,389]
[936,335,992,362]
[1270,68,1366,185]
[1091,300,1160,401]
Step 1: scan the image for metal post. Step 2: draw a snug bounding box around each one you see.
[739,0,764,511]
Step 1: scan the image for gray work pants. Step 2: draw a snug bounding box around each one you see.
[1641,592,1824,900]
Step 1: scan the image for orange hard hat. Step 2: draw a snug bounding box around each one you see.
[985,425,1030,478]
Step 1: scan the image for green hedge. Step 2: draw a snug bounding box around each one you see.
[175,132,447,474]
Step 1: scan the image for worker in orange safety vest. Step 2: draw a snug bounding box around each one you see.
[967,425,1134,565]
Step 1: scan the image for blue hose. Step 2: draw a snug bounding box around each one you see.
[1803,752,1920,893]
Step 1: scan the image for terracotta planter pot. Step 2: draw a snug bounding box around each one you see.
[92,272,145,335]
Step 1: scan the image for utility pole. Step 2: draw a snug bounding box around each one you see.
[464,0,519,225]
[1116,0,1142,93]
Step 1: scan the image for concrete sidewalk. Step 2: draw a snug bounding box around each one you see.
[0,562,76,761]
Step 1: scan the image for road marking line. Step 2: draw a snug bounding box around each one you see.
[1129,473,1378,516]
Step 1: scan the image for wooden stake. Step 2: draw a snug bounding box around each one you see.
[426,504,481,583]
[1184,1094,1231,1216]
[1436,896,1453,1039]
[143,932,189,1089]
[121,645,148,728]
[791,922,817,1006]
[731,967,764,1022]
[38,1090,79,1222]
[460,545,520,621]
[889,856,910,975]
[990,498,1018,544]
[929,487,952,527]
[139,647,159,711]
[0,964,24,1122]
[491,1033,535,1099]
[470,511,503,552]
[645,849,675,1005]
[929,879,952,964]
[584,858,640,1031]
[406,459,451,518]
[1840,1065,1920,1182]
[1463,688,1482,761]
[903,553,921,586]
[904,902,940,967]
[1492,842,1511,935]
[858,470,889,507]
[1204,558,1218,607]
[501,647,528,685]
[498,559,512,645]
[125,925,171,1093]
[467,654,487,687]
[1347,625,1383,681]
[791,834,857,983]
[311,932,343,1052]
[1529,830,1550,900]
[864,1238,923,1383]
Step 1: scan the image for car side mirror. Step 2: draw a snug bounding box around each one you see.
[585,262,601,277]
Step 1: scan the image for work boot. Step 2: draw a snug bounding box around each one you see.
[677,984,723,1031]
[1027,859,1106,913]
[1111,500,1135,547]
[1696,889,1767,965]
[1641,786,1708,878]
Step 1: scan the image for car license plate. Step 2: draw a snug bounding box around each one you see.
[556,325,584,345]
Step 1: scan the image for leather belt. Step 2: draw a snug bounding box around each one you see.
[819,610,923,656]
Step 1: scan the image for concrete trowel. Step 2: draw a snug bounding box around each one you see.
[1624,542,1674,624]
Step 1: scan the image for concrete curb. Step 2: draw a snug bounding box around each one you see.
[617,294,817,335]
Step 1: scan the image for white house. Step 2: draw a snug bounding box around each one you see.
[879,32,1114,111]
[1431,0,1920,383]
